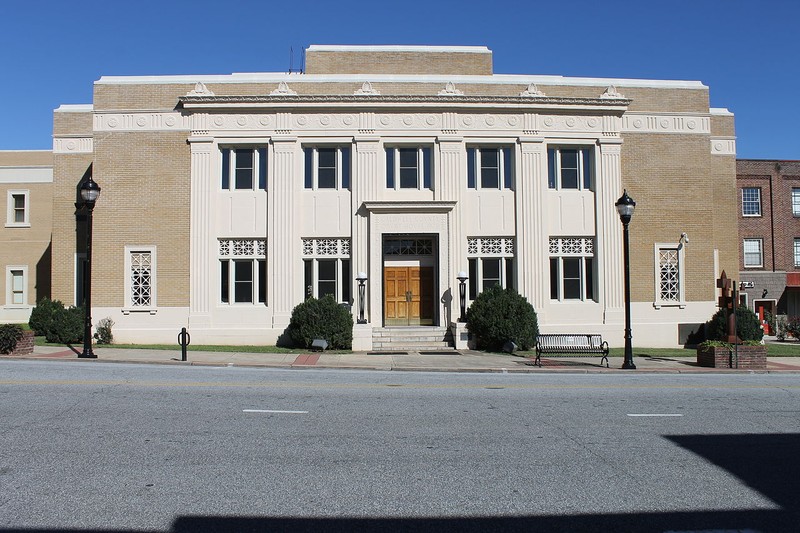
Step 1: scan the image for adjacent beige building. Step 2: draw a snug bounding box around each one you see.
[42,45,739,348]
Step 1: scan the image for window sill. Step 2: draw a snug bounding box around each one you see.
[121,309,157,315]
[653,302,686,310]
[4,223,31,228]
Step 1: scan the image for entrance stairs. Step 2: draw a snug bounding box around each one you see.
[371,326,455,353]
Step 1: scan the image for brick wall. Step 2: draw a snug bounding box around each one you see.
[304,49,493,76]
[0,151,52,167]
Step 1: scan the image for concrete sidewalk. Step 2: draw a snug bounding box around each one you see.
[10,344,800,373]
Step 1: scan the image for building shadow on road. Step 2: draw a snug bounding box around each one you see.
[5,434,798,533]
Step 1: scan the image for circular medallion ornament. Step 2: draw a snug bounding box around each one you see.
[426,115,436,126]
[165,116,176,127]
[343,115,355,126]
[214,116,224,127]
[259,116,270,126]
[507,116,519,127]
[296,115,308,126]
[687,120,697,130]
[402,115,414,126]
[108,118,118,128]
[236,116,248,127]
[320,115,331,126]
[462,116,473,126]
[380,115,391,126]
[136,117,147,127]
[485,115,496,126]
[566,117,576,128]
[633,119,643,129]
[714,142,724,152]
[660,119,670,129]
[67,141,76,151]
[588,118,599,128]
[543,117,554,127]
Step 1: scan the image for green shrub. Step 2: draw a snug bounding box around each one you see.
[288,296,353,349]
[465,285,539,352]
[0,324,24,354]
[706,306,764,342]
[28,298,84,344]
[93,317,114,344]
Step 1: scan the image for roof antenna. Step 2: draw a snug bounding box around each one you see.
[289,46,294,73]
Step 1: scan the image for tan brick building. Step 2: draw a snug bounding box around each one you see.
[43,44,738,348]
[0,150,53,322]
[737,159,800,332]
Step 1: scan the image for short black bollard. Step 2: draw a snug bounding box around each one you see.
[178,327,191,362]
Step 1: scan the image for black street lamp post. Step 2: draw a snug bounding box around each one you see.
[79,177,101,359]
[457,271,468,322]
[356,272,367,324]
[615,189,636,369]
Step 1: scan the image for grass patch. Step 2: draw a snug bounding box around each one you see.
[34,337,347,354]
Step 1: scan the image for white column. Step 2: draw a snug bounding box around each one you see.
[270,137,299,330]
[188,135,214,328]
[516,137,549,317]
[597,139,625,323]
[353,136,379,324]
[437,136,465,326]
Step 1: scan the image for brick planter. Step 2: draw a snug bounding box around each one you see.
[696,344,767,369]
[5,330,35,356]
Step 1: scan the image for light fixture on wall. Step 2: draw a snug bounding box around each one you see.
[762,289,769,298]
[679,232,689,245]
[356,272,368,324]
[457,271,468,322]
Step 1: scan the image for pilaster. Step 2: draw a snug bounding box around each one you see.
[597,139,625,322]
[353,136,379,325]
[516,137,548,315]
[188,136,214,327]
[270,136,299,329]
[438,137,465,319]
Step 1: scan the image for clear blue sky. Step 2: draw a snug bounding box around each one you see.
[1,0,797,160]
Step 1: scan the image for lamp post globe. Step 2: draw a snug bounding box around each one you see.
[79,177,101,359]
[615,189,636,369]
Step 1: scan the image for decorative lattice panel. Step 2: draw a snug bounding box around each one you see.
[130,252,152,307]
[549,237,594,256]
[219,239,266,258]
[467,237,515,257]
[301,238,351,257]
[659,249,680,302]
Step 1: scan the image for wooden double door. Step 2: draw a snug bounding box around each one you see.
[384,266,435,326]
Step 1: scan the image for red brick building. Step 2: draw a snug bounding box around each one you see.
[737,159,800,332]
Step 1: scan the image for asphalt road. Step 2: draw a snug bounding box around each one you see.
[1,360,799,532]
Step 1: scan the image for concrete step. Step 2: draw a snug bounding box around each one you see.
[371,327,454,351]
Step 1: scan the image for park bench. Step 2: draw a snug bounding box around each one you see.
[534,334,609,368]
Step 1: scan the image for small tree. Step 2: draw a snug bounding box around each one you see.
[0,324,24,354]
[93,317,114,345]
[288,296,353,349]
[465,286,539,352]
[706,306,763,342]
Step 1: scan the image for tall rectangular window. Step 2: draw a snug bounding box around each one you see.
[547,147,593,190]
[549,237,595,301]
[7,268,26,305]
[466,147,513,190]
[654,245,684,307]
[125,247,156,310]
[385,147,432,190]
[741,187,761,216]
[302,238,351,303]
[304,146,351,190]
[794,239,800,267]
[743,238,763,268]
[221,147,267,190]
[792,188,800,217]
[219,239,267,305]
[6,190,30,227]
[466,237,515,299]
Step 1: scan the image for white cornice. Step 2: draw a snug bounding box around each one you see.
[307,44,491,54]
[55,104,93,113]
[95,72,707,90]
[710,108,733,116]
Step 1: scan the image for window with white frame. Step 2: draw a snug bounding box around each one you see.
[385,147,432,190]
[794,238,800,267]
[548,147,593,190]
[219,239,266,304]
[741,187,761,216]
[125,247,156,309]
[792,188,800,217]
[304,146,351,190]
[6,267,26,306]
[302,238,351,303]
[654,245,685,307]
[549,237,595,301]
[6,190,29,227]
[466,237,515,298]
[743,238,763,268]
[467,147,513,190]
[221,148,267,190]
